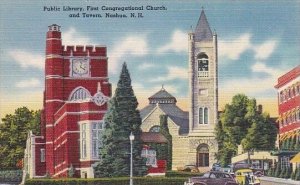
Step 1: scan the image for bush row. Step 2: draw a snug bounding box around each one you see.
[25,177,188,185]
[266,163,300,180]
[165,170,204,177]
[0,170,23,182]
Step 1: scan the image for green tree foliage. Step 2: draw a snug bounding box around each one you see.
[0,107,41,169]
[94,63,147,177]
[215,94,277,166]
[242,113,277,151]
[159,115,172,170]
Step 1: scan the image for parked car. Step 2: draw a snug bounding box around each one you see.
[212,163,222,171]
[184,171,238,185]
[235,169,260,185]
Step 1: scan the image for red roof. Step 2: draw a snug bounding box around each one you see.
[141,132,168,143]
[275,65,300,88]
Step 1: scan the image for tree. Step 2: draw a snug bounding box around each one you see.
[159,115,172,170]
[242,113,277,151]
[0,107,41,169]
[216,94,255,166]
[94,63,147,177]
[215,94,277,166]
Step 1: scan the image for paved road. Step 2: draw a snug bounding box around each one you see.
[259,177,299,185]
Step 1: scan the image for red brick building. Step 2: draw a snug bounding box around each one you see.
[274,65,300,168]
[25,24,111,178]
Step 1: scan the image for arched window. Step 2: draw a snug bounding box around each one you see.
[199,107,209,124]
[149,126,160,133]
[197,144,209,167]
[204,107,208,124]
[197,53,209,77]
[199,107,203,124]
[69,87,91,102]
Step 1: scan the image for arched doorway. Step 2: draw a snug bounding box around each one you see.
[197,144,209,167]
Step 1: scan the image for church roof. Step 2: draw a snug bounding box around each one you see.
[194,9,213,42]
[148,87,177,104]
[140,103,189,135]
[141,132,168,143]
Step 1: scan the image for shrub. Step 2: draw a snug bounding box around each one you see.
[296,167,300,181]
[25,177,188,185]
[165,171,204,177]
[274,163,281,177]
[284,166,291,179]
[291,168,296,180]
[266,167,273,177]
[279,166,286,178]
[0,170,23,182]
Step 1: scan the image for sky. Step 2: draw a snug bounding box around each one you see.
[0,0,299,120]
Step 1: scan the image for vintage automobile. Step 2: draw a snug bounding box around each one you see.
[184,171,238,185]
[235,169,260,185]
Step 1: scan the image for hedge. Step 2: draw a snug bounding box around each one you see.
[165,171,204,177]
[0,170,23,182]
[25,177,188,185]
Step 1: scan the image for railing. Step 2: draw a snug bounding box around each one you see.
[198,71,209,78]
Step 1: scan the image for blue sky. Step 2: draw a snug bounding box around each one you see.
[0,0,299,119]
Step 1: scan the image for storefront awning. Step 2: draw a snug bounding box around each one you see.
[290,152,300,163]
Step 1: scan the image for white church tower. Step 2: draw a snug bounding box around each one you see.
[187,9,218,170]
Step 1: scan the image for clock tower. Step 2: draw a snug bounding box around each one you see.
[31,24,112,178]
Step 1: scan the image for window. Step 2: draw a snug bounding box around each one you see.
[199,107,209,124]
[92,122,104,158]
[280,91,284,103]
[141,148,157,167]
[199,108,203,124]
[197,144,209,167]
[199,89,208,96]
[40,149,45,162]
[281,156,290,169]
[197,53,209,78]
[204,107,208,124]
[69,87,91,102]
[81,123,87,159]
[149,126,160,133]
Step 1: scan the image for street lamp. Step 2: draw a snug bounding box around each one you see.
[129,132,135,185]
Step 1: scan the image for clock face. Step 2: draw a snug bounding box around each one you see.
[198,59,209,71]
[72,58,89,76]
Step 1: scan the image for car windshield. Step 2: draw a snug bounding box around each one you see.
[242,172,253,176]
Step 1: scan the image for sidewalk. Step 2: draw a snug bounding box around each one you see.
[259,176,299,185]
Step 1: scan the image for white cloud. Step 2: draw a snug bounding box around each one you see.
[251,62,282,77]
[157,30,187,54]
[221,62,286,96]
[150,66,188,82]
[62,27,95,46]
[8,50,44,70]
[253,40,277,60]
[138,63,155,70]
[109,35,148,74]
[15,78,41,88]
[219,33,252,60]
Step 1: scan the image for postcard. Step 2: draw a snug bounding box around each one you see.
[0,0,299,184]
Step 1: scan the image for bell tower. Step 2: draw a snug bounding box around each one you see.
[188,9,218,136]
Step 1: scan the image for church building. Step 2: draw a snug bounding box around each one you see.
[24,9,218,178]
[140,9,218,172]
